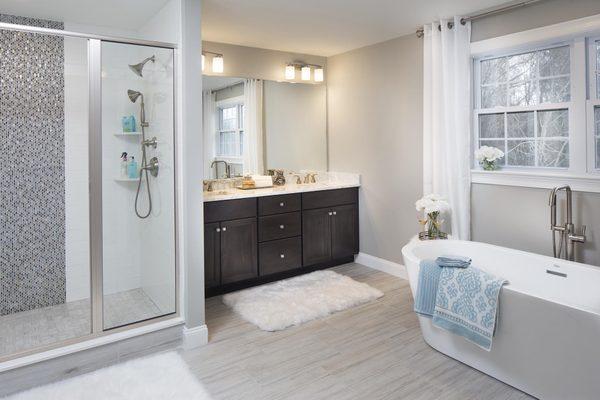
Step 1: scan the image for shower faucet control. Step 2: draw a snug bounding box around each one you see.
[143,136,158,149]
[142,157,160,177]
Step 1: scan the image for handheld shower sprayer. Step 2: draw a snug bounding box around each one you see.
[127,89,159,219]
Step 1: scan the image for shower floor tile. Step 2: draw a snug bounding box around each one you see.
[0,288,161,359]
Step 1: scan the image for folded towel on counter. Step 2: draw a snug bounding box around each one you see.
[414,260,443,318]
[432,266,507,351]
[251,175,274,188]
[435,255,472,268]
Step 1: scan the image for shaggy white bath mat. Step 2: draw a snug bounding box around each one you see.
[4,352,212,400]
[223,270,384,331]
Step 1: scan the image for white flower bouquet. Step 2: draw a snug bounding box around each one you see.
[415,194,450,240]
[474,146,504,171]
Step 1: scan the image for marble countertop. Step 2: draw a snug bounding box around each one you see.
[203,173,360,202]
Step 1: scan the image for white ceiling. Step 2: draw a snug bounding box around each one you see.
[202,0,514,56]
[0,0,171,30]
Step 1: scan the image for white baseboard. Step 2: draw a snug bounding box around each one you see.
[182,324,208,350]
[355,252,408,280]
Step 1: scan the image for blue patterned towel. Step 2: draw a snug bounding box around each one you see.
[436,255,471,268]
[413,260,442,318]
[432,266,507,351]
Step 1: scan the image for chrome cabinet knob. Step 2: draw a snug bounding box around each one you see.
[222,227,227,232]
[328,212,333,216]
[279,202,285,207]
[333,211,337,216]
[279,224,285,229]
[216,228,221,232]
[280,254,285,259]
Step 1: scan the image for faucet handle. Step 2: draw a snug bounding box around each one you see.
[581,225,587,236]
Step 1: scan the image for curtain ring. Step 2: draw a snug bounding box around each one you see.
[460,17,467,25]
[447,21,454,29]
[437,24,441,31]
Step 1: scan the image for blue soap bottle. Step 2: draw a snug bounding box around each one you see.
[127,156,139,179]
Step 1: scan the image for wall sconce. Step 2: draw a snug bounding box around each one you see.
[285,64,296,80]
[284,62,324,82]
[314,67,324,82]
[202,51,224,73]
[301,66,311,81]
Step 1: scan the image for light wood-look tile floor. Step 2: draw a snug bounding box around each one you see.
[181,263,533,400]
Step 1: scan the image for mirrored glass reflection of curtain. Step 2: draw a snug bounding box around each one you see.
[423,16,471,240]
[203,90,216,178]
[242,78,264,175]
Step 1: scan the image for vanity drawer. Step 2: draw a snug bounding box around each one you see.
[204,198,257,223]
[258,194,301,216]
[302,187,358,210]
[259,237,302,276]
[259,212,301,242]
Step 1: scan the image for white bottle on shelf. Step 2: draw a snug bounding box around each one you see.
[120,152,128,178]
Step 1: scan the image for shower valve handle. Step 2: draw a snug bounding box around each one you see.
[142,137,158,149]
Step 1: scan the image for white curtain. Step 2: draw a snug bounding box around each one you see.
[242,78,264,175]
[202,90,216,178]
[423,16,472,240]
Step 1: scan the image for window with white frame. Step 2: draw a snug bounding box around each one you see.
[216,102,244,158]
[475,45,571,169]
[593,39,600,170]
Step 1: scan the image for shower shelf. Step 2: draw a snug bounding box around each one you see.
[114,132,142,137]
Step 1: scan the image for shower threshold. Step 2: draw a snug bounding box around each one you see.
[0,288,162,359]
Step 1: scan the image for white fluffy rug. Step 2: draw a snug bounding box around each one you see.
[223,270,384,331]
[4,352,211,400]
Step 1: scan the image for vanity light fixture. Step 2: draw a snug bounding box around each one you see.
[285,64,296,80]
[314,67,324,82]
[212,55,224,73]
[284,62,324,82]
[202,51,224,73]
[301,66,311,81]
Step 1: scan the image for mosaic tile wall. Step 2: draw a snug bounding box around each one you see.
[0,15,66,316]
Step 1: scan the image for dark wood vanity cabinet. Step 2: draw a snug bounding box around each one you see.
[302,189,359,266]
[204,187,358,296]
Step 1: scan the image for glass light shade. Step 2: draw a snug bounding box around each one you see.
[212,55,224,73]
[202,54,205,71]
[285,65,295,80]
[301,66,311,81]
[314,67,324,82]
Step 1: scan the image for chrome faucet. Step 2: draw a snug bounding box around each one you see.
[549,185,586,261]
[210,160,230,179]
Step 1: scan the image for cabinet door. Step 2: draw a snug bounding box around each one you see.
[331,204,358,259]
[220,217,258,284]
[204,222,221,288]
[302,208,332,266]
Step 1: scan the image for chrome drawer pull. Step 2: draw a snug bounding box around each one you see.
[222,227,227,232]
[280,254,285,259]
[333,211,337,215]
[216,228,221,232]
[279,202,285,207]
[328,212,333,216]
[279,224,285,229]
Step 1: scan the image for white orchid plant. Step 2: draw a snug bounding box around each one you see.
[474,146,504,171]
[415,194,450,240]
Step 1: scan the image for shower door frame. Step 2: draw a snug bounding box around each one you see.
[0,22,180,363]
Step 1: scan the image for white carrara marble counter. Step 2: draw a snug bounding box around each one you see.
[203,172,360,202]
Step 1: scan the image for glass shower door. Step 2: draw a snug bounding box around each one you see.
[100,41,176,329]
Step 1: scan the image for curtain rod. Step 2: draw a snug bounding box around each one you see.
[415,0,544,38]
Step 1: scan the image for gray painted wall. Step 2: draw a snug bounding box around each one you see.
[328,0,600,266]
[327,35,423,264]
[470,0,600,266]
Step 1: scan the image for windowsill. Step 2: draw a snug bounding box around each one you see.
[471,169,600,193]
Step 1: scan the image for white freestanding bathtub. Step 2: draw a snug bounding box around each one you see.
[401,238,600,400]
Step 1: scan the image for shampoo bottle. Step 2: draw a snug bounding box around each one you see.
[120,152,128,178]
[127,156,139,179]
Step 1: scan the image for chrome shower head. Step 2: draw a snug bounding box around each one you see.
[127,89,143,103]
[128,55,155,77]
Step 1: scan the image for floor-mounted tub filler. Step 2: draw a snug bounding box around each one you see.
[402,238,600,400]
